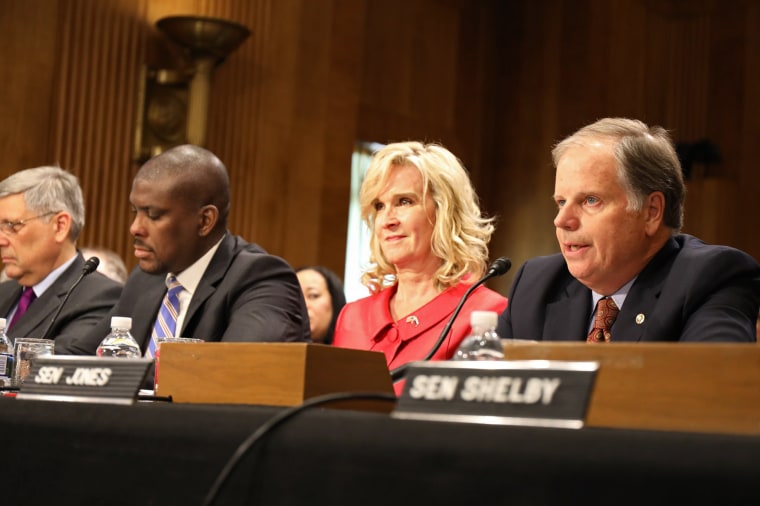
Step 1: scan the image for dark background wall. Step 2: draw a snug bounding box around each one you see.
[1,0,757,295]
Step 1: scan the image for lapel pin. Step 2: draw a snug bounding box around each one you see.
[405,315,419,327]
[635,313,645,325]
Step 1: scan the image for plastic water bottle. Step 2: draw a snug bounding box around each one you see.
[453,310,505,361]
[0,318,13,387]
[97,316,141,358]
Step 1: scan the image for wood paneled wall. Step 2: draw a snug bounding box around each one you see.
[1,0,758,297]
[486,0,760,293]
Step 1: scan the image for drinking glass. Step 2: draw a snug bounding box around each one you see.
[13,338,55,387]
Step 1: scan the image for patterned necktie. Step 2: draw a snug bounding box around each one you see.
[9,287,36,330]
[147,276,183,358]
[587,297,619,343]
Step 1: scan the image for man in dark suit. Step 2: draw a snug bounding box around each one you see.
[497,118,760,342]
[0,167,122,352]
[63,144,309,356]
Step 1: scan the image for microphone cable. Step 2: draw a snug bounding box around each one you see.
[203,391,397,506]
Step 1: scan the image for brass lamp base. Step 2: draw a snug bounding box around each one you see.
[133,16,250,161]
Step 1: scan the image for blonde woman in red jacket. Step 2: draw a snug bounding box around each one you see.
[334,141,507,395]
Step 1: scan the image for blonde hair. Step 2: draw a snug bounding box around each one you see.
[359,141,495,293]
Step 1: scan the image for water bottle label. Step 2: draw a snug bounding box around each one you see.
[0,352,12,378]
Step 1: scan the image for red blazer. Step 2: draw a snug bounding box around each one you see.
[334,282,508,394]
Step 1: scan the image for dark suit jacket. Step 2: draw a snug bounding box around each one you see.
[0,254,123,353]
[497,234,760,342]
[63,233,310,355]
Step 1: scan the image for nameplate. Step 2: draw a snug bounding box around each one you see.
[392,360,599,429]
[16,356,153,405]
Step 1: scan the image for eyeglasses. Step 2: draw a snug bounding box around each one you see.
[0,211,58,235]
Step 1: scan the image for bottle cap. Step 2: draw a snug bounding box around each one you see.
[470,310,498,329]
[111,316,132,330]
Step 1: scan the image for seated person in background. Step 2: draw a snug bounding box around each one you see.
[334,141,507,388]
[296,266,346,344]
[63,144,309,356]
[80,246,128,284]
[497,117,760,342]
[0,166,122,352]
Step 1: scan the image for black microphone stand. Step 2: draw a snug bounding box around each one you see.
[389,257,511,382]
[39,257,100,341]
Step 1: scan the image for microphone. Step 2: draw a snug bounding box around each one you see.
[39,256,100,341]
[389,256,511,382]
[486,256,512,277]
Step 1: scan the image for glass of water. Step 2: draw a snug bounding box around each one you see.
[12,338,55,387]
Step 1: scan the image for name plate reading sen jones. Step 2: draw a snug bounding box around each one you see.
[392,360,599,429]
[17,356,152,405]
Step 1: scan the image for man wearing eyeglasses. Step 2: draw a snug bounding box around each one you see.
[0,166,122,351]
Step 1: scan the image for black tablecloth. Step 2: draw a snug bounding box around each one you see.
[3,396,759,505]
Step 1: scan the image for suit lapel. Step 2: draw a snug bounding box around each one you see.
[130,280,168,346]
[180,235,234,335]
[11,257,85,338]
[613,238,679,342]
[614,286,660,342]
[0,284,23,319]
[14,288,59,338]
[545,279,591,341]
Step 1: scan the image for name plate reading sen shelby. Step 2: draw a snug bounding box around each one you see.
[392,360,599,428]
[17,356,152,405]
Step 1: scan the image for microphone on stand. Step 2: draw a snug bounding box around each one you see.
[39,257,100,341]
[389,256,511,382]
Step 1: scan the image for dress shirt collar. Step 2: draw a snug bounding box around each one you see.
[165,234,224,336]
[170,234,225,297]
[589,276,636,330]
[590,276,636,312]
[31,254,78,297]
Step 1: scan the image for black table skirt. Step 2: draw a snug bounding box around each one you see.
[3,396,759,505]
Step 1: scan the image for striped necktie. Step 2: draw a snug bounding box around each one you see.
[147,276,183,358]
[587,297,619,343]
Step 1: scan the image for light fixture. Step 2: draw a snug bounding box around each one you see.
[134,15,251,161]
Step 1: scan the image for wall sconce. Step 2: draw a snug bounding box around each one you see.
[134,15,251,161]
